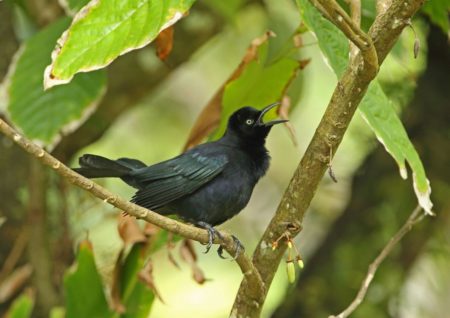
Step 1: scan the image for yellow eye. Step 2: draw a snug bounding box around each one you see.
[245,119,254,125]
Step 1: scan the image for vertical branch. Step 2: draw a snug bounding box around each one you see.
[345,0,362,60]
[26,159,59,315]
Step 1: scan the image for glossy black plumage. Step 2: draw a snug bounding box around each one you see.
[74,103,286,253]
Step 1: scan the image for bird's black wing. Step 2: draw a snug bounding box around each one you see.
[130,152,228,210]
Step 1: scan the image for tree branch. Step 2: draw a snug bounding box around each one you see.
[329,205,427,318]
[231,0,425,316]
[345,0,362,60]
[311,0,378,73]
[0,118,265,301]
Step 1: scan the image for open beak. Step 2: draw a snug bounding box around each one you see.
[256,102,289,127]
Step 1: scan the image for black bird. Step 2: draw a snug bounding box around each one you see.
[74,102,287,257]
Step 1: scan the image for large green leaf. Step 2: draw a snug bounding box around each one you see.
[115,244,155,318]
[296,0,433,213]
[3,17,106,149]
[421,0,450,33]
[44,0,195,88]
[212,38,302,139]
[6,291,34,318]
[64,241,112,318]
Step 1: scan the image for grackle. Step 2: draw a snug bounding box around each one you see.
[74,102,287,257]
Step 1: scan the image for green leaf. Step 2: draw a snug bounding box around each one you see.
[212,38,302,139]
[64,241,112,318]
[6,291,34,318]
[115,244,155,318]
[297,0,348,76]
[44,0,195,88]
[296,0,433,213]
[3,17,106,148]
[421,0,450,33]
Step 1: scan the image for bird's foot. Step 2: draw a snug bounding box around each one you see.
[196,221,224,254]
[217,235,245,260]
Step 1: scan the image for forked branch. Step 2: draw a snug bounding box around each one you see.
[231,0,425,316]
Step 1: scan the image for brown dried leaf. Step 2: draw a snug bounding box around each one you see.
[0,264,33,303]
[179,239,206,284]
[166,232,180,269]
[118,215,146,246]
[183,31,276,151]
[110,250,126,314]
[278,96,298,147]
[155,26,174,61]
[138,260,164,303]
[143,223,160,237]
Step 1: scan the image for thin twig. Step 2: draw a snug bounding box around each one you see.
[0,118,265,301]
[0,227,29,283]
[329,205,426,318]
[311,0,378,73]
[345,0,362,61]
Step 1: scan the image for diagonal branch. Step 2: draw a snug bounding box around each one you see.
[231,0,425,316]
[0,118,265,301]
[329,205,427,318]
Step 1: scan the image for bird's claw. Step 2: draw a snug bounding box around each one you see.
[217,235,244,260]
[196,222,224,254]
[231,235,244,260]
[196,222,244,259]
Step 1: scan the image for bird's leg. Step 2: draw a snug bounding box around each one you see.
[196,221,224,254]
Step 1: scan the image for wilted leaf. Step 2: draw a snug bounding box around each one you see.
[183,31,276,150]
[111,250,126,314]
[113,244,155,318]
[0,265,32,303]
[138,260,164,302]
[3,17,106,149]
[296,0,433,214]
[118,215,147,246]
[155,26,174,61]
[279,94,298,146]
[166,232,181,269]
[64,240,112,318]
[44,0,195,88]
[5,289,34,318]
[179,239,206,284]
[184,30,305,149]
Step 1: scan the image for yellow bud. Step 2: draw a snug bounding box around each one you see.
[297,259,304,269]
[286,261,296,283]
[287,240,293,249]
[272,242,278,250]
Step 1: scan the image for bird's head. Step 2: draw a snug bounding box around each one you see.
[226,102,288,143]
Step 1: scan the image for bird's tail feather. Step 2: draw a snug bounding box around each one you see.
[74,154,134,178]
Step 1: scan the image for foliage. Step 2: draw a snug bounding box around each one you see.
[297,0,433,213]
[5,291,34,318]
[2,17,106,148]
